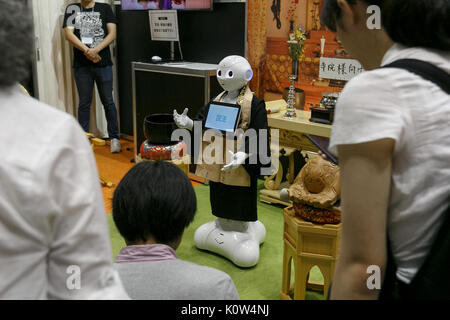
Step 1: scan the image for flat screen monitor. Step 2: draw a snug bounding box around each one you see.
[121,0,212,11]
[204,102,241,133]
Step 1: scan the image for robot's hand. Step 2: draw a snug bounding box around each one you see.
[221,151,248,171]
[173,108,194,130]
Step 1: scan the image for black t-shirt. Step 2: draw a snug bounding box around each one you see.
[62,2,117,68]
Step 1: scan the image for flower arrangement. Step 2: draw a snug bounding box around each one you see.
[288,26,307,62]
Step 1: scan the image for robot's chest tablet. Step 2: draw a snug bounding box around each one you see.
[204,102,242,134]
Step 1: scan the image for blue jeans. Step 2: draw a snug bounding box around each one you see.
[74,65,119,139]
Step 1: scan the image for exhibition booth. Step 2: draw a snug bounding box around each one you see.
[24,0,357,300]
[4,0,449,303]
[25,0,347,300]
[124,0,347,301]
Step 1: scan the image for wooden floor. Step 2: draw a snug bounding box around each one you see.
[93,139,201,214]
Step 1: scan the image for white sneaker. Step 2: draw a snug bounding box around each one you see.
[110,138,121,153]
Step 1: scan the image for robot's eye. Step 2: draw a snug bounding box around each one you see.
[228,70,234,78]
[217,70,222,77]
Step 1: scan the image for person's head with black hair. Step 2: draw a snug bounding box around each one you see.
[0,0,33,89]
[113,161,197,249]
[320,0,449,69]
[320,0,392,70]
[320,0,382,33]
[381,1,450,51]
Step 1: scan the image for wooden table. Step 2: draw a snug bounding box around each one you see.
[260,100,332,206]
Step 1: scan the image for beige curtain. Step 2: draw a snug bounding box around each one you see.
[32,0,77,114]
[247,0,267,98]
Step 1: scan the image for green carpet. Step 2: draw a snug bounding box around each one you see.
[107,180,324,300]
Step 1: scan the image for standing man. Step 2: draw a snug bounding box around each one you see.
[63,0,121,153]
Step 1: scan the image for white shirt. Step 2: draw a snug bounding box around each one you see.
[0,86,129,299]
[329,44,450,283]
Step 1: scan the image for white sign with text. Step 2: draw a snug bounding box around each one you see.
[319,57,365,81]
[149,10,179,42]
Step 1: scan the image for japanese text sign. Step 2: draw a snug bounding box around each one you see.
[319,57,365,81]
[149,10,179,42]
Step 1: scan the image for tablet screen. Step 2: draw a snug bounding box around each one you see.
[205,102,241,133]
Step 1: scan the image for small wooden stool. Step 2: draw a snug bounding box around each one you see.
[136,154,190,176]
[281,206,341,300]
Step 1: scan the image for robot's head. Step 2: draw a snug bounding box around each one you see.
[216,55,253,92]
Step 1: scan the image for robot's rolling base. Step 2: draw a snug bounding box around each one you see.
[194,219,266,268]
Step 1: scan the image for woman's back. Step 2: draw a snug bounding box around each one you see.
[330,43,450,283]
[114,244,239,300]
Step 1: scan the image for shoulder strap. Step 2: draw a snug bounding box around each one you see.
[382,59,450,94]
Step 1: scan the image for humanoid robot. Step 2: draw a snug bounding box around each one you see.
[173,55,270,267]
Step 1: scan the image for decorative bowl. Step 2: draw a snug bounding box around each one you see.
[140,140,187,161]
[143,113,177,145]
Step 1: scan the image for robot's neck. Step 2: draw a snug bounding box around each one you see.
[221,88,241,104]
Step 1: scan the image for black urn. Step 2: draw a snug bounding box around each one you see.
[143,113,178,145]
